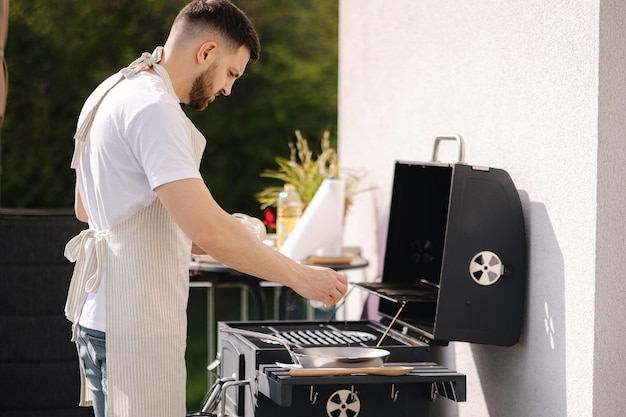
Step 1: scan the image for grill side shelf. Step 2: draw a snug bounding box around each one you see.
[257,363,466,406]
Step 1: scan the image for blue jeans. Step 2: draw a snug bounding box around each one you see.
[76,325,107,417]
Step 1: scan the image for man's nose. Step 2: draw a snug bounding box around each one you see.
[221,80,234,96]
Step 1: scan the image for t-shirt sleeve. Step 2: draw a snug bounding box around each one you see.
[127,101,202,190]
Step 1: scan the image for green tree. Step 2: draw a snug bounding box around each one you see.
[1,0,338,219]
[1,1,185,207]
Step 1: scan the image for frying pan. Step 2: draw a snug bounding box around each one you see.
[219,328,390,368]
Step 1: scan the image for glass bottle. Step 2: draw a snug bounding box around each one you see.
[275,184,303,248]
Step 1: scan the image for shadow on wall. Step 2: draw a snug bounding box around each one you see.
[471,193,566,416]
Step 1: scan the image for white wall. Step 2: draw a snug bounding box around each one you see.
[338,1,626,416]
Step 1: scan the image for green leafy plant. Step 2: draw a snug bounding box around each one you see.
[255,130,374,209]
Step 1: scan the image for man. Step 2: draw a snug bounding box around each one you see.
[63,1,348,416]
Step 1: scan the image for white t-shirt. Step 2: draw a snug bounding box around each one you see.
[76,71,202,332]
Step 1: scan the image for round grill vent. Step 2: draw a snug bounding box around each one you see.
[326,389,360,417]
[469,251,503,285]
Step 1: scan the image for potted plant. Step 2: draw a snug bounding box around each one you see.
[255,129,374,213]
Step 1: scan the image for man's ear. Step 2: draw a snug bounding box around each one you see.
[197,41,218,63]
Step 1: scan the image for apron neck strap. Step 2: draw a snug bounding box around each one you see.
[71,47,178,169]
[120,46,178,100]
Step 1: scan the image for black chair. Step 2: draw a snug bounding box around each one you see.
[0,208,93,417]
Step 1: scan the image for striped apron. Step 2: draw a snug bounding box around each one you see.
[64,47,206,417]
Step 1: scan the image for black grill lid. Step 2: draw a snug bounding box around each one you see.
[355,135,526,346]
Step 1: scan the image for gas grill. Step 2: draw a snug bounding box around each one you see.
[215,320,465,417]
[206,135,526,417]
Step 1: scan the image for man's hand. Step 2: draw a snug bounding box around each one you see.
[290,265,348,307]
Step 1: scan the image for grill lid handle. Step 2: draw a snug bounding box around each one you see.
[432,134,465,163]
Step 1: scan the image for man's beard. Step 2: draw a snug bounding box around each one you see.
[188,61,218,110]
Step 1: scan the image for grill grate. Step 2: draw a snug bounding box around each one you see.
[276,330,377,346]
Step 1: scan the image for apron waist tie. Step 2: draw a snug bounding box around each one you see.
[64,228,109,341]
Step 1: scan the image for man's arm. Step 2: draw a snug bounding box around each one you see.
[155,178,347,306]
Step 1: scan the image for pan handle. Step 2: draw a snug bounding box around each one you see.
[219,327,301,366]
[431,134,465,163]
[288,365,413,377]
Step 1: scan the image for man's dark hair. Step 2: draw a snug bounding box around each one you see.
[176,0,261,62]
